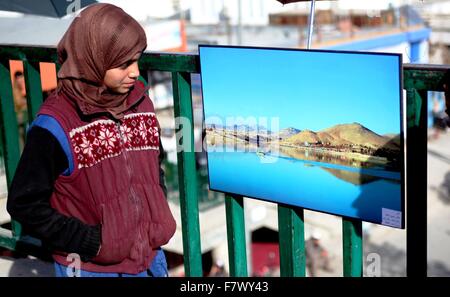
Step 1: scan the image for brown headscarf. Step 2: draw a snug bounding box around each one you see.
[57,3,147,119]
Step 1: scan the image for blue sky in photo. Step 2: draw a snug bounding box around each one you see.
[199,46,402,135]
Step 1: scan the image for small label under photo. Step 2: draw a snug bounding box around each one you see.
[382,208,402,228]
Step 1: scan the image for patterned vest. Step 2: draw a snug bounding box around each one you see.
[38,84,176,274]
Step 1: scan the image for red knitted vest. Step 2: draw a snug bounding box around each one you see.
[38,85,176,274]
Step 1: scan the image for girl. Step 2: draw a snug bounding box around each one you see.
[7,3,176,277]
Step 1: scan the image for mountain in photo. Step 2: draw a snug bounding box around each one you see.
[284,123,400,151]
[271,127,302,140]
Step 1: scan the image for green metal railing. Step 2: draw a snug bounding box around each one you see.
[164,161,224,212]
[0,45,447,277]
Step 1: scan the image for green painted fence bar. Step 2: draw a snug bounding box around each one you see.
[403,64,447,277]
[140,53,199,73]
[0,45,448,277]
[403,64,449,91]
[342,218,363,277]
[0,46,54,63]
[0,228,14,249]
[23,61,44,122]
[225,194,248,276]
[405,88,428,277]
[0,61,21,187]
[0,60,21,247]
[278,205,305,277]
[171,71,203,276]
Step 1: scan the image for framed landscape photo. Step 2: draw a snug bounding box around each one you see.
[199,45,405,229]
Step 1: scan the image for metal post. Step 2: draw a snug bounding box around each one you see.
[225,194,248,276]
[172,71,203,277]
[306,0,316,49]
[342,218,363,277]
[237,0,242,45]
[406,88,428,277]
[278,205,305,277]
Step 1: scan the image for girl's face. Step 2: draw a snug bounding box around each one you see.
[103,52,141,94]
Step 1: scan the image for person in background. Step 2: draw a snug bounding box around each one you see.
[430,93,448,140]
[209,259,227,277]
[305,231,332,277]
[444,70,450,126]
[12,71,27,147]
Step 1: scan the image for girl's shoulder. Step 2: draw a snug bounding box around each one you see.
[38,90,78,124]
[41,90,67,107]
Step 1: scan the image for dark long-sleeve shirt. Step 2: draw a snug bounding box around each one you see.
[7,126,168,262]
